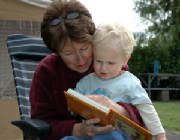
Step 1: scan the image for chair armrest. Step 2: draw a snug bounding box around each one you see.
[11,119,51,139]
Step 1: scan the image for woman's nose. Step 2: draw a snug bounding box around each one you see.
[76,53,85,65]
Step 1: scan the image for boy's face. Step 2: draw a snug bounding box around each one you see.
[93,45,125,80]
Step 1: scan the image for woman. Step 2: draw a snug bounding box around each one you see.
[30,0,144,140]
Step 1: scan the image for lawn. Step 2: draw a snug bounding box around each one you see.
[153,101,180,131]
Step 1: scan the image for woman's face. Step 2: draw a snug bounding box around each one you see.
[59,40,93,73]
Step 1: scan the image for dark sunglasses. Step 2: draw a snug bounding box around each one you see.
[48,12,80,26]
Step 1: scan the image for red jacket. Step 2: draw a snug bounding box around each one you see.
[30,53,143,140]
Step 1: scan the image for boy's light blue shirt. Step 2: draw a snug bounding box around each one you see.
[75,71,151,105]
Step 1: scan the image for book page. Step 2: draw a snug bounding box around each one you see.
[109,109,152,140]
[67,88,109,113]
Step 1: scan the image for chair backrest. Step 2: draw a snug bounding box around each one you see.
[7,34,52,120]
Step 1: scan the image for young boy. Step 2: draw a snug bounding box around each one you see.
[74,23,167,140]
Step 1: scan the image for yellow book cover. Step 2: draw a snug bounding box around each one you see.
[64,88,153,140]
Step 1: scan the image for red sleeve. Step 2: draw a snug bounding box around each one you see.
[117,102,145,128]
[121,64,129,71]
[30,62,77,140]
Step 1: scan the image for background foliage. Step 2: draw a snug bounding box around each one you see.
[128,0,180,91]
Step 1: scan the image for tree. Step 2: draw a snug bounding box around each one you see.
[134,0,180,35]
[133,0,180,74]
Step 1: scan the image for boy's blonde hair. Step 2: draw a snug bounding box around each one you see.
[93,23,135,58]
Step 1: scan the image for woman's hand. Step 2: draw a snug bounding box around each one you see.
[86,95,130,118]
[72,118,114,138]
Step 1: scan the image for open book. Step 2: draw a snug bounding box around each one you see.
[65,88,153,140]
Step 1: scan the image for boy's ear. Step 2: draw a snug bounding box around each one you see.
[124,56,131,64]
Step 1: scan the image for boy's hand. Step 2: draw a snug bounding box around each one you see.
[156,133,168,140]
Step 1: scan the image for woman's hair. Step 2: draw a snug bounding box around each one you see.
[41,0,95,53]
[93,23,135,58]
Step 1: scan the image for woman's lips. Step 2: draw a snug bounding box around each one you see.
[77,64,86,69]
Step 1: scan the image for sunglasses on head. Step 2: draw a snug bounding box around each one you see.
[48,12,80,26]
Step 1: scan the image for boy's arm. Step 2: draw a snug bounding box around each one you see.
[135,104,167,140]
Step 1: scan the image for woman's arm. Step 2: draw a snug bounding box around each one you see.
[30,64,77,139]
[86,95,130,118]
[86,94,147,128]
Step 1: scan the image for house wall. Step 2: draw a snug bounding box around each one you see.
[0,0,45,21]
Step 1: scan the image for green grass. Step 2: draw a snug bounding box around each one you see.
[153,101,180,131]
